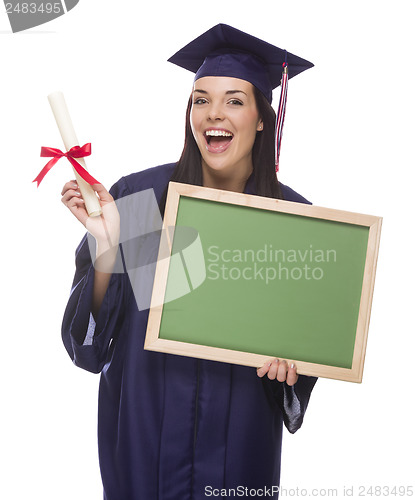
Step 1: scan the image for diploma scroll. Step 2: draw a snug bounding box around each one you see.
[48,92,102,217]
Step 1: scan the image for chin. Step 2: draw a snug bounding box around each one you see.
[202,157,233,175]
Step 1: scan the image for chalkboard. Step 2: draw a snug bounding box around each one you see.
[145,183,382,382]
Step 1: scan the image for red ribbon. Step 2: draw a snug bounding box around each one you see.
[33,143,99,187]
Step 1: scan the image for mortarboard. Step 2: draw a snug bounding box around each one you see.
[168,23,314,172]
[168,23,313,104]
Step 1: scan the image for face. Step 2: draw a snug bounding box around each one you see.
[190,76,263,189]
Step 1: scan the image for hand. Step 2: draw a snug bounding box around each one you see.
[257,359,298,386]
[61,180,120,247]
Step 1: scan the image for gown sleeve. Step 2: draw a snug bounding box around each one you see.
[275,375,317,434]
[61,177,131,374]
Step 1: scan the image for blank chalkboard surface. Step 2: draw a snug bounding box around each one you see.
[145,183,382,382]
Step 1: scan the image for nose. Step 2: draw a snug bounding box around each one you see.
[207,102,225,121]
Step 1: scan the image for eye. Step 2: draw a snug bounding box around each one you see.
[228,99,243,106]
[193,97,208,105]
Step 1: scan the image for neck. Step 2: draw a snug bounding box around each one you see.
[201,162,253,193]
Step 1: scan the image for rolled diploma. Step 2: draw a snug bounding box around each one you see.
[48,91,102,217]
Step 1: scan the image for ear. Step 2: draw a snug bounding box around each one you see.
[257,119,264,132]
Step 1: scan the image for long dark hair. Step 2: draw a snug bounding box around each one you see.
[159,85,283,213]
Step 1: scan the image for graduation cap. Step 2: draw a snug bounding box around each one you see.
[168,23,314,172]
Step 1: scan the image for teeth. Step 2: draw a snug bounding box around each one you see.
[205,130,233,137]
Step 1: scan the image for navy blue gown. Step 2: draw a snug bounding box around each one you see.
[62,163,317,500]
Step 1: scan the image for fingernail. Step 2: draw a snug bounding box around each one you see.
[290,363,295,369]
[75,191,81,196]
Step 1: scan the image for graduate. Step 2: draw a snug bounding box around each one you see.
[61,24,317,500]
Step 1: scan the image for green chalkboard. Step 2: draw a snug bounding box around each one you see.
[145,183,382,382]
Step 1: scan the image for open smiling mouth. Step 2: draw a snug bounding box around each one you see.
[204,129,234,153]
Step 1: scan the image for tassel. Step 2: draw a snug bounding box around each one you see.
[275,62,288,173]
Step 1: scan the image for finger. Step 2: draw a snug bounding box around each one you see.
[286,363,298,386]
[267,359,279,380]
[92,183,113,203]
[61,188,83,206]
[276,360,288,382]
[66,196,86,217]
[67,199,88,226]
[61,180,78,196]
[257,359,274,378]
[67,197,85,210]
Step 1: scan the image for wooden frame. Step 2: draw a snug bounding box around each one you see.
[144,182,382,383]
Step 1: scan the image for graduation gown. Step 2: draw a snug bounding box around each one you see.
[62,163,317,500]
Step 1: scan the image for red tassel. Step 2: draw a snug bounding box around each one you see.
[275,63,288,173]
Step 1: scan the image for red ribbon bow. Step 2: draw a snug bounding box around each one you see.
[33,143,99,187]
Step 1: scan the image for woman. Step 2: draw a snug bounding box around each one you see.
[61,24,317,500]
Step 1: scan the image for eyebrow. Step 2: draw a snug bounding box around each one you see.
[193,89,248,96]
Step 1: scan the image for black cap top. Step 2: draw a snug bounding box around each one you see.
[168,23,314,103]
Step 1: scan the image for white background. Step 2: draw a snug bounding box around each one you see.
[1,1,414,498]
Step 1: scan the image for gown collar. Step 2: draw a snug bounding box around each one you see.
[243,172,256,195]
